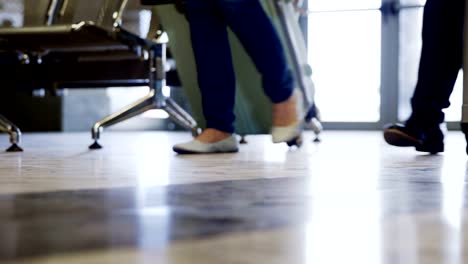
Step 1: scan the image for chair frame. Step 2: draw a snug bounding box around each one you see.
[0,0,199,151]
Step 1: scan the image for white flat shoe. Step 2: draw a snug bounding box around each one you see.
[271,122,302,144]
[173,135,239,154]
[271,89,304,145]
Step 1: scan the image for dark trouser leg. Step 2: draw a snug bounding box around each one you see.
[220,0,294,103]
[185,0,236,133]
[408,0,464,128]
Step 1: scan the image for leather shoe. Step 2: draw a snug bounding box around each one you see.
[383,123,444,154]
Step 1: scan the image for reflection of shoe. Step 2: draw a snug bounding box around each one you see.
[383,123,444,154]
[173,135,239,154]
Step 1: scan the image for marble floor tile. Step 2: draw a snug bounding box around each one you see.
[5,211,468,264]
[0,131,468,263]
[0,131,467,194]
[1,174,468,263]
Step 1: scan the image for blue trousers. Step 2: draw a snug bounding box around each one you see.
[185,0,294,133]
[408,0,465,128]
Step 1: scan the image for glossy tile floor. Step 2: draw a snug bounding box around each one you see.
[1,131,468,264]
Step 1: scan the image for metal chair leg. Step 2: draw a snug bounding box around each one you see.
[0,114,23,152]
[164,97,200,136]
[273,1,322,142]
[89,90,158,149]
[89,89,201,149]
[90,36,200,149]
[163,100,200,137]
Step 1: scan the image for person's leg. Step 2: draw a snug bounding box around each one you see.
[218,0,297,129]
[219,0,294,104]
[173,0,239,153]
[185,0,236,135]
[384,0,464,153]
[408,0,464,128]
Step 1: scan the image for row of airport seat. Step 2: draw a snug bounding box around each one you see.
[0,0,198,151]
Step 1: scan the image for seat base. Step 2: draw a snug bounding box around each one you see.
[89,89,199,150]
[0,114,22,152]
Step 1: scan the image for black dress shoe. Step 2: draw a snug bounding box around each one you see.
[383,123,444,154]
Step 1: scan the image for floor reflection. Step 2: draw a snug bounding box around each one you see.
[2,172,468,263]
[1,132,468,263]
